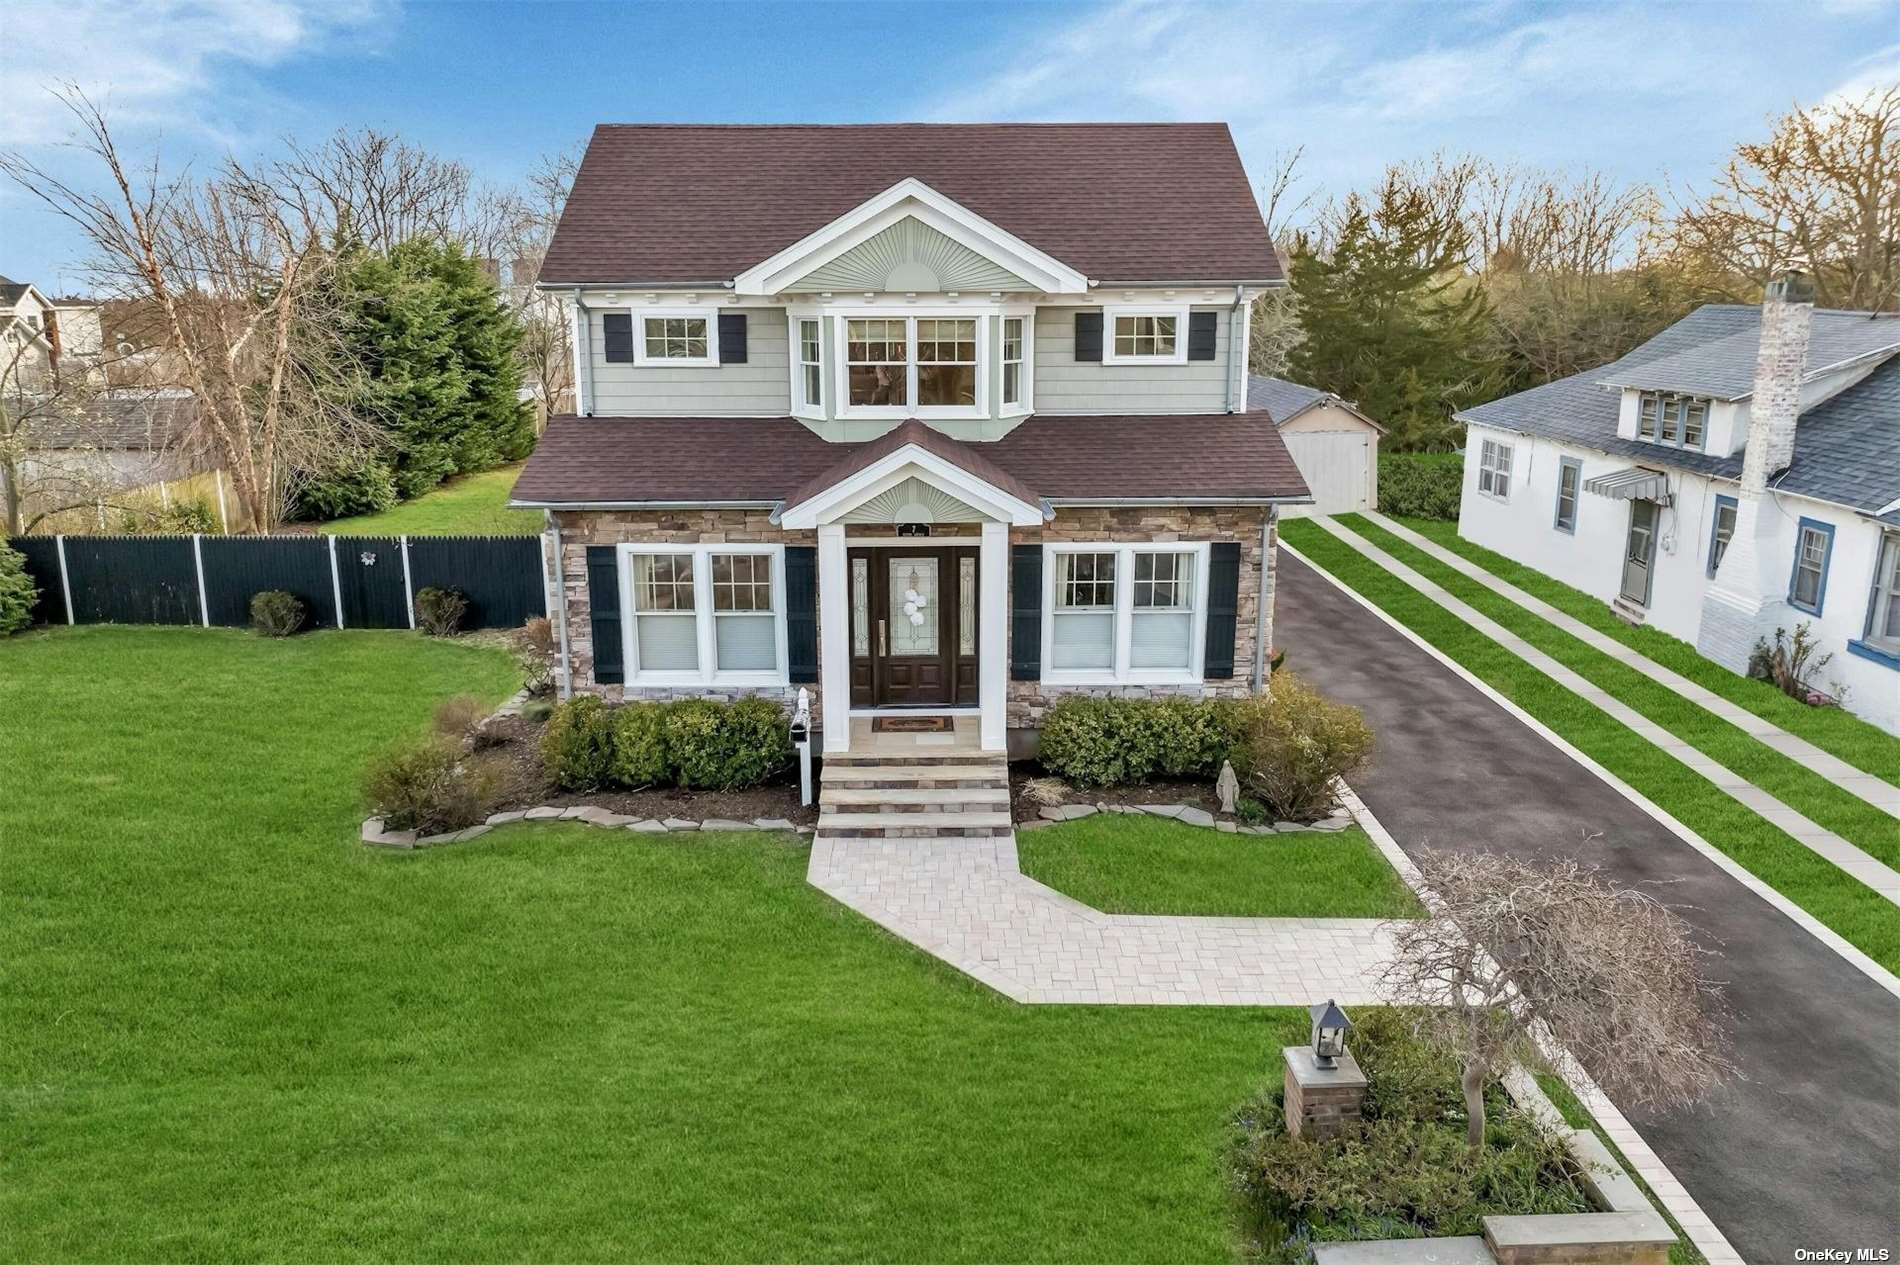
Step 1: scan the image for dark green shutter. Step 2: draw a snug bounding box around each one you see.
[601,313,633,363]
[784,545,817,683]
[1203,542,1240,679]
[1010,545,1042,680]
[585,545,624,684]
[1187,310,1218,361]
[718,312,748,364]
[1074,311,1103,362]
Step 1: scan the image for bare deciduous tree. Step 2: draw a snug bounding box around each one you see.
[483,146,581,416]
[1378,850,1736,1151]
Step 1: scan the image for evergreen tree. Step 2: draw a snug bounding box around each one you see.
[1288,181,1503,451]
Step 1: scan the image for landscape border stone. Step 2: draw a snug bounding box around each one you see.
[1031,798,1355,835]
[360,807,812,849]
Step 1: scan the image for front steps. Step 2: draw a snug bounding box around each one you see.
[818,748,1012,840]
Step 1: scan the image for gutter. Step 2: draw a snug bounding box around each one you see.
[510,498,782,511]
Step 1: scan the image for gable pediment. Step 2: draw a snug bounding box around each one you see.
[782,216,1035,293]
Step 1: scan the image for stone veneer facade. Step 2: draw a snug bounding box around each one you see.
[551,504,1276,741]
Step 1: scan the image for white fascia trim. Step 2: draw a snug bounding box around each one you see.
[1101,303,1191,365]
[733,177,1088,296]
[511,499,780,511]
[777,443,1044,529]
[1046,496,1310,507]
[630,306,720,367]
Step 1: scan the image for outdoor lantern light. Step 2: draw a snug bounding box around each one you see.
[1309,999,1352,1069]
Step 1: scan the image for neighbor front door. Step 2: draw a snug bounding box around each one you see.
[847,547,979,707]
[1621,499,1657,606]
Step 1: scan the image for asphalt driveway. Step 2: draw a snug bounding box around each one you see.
[1277,548,1900,1262]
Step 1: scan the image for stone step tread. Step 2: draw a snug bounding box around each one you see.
[825,752,1002,767]
[822,762,1007,781]
[818,810,1015,829]
[821,786,1011,806]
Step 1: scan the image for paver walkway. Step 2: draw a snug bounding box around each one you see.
[1310,514,1900,904]
[1367,511,1900,819]
[1276,547,1900,1263]
[807,831,1397,1005]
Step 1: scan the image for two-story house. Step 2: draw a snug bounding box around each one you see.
[1456,270,1900,734]
[511,123,1311,756]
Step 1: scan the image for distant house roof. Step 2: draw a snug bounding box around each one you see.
[512,412,1311,508]
[0,276,31,306]
[1595,306,1900,400]
[29,392,197,451]
[1246,375,1385,432]
[1459,304,1900,518]
[540,123,1281,287]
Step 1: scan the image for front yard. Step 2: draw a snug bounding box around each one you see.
[2,626,1307,1262]
[316,462,542,535]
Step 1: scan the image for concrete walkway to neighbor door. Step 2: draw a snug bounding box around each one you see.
[1307,515,1900,905]
[1275,547,1900,1264]
[1365,510,1900,820]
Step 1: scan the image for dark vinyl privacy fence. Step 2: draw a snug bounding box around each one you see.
[8,533,546,632]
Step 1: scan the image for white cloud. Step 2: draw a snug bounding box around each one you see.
[1823,44,1900,107]
[2,0,395,146]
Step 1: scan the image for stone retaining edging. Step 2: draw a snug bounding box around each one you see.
[361,806,811,850]
[1023,800,1355,835]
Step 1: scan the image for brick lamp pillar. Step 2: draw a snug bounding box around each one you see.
[1283,998,1366,1138]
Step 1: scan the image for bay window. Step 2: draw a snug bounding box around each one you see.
[797,318,823,412]
[1002,316,1027,410]
[621,545,786,684]
[846,318,908,406]
[633,310,717,366]
[1044,543,1210,682]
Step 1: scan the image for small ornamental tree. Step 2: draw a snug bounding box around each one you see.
[0,541,38,635]
[1378,851,1736,1151]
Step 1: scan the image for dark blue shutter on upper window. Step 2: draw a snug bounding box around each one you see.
[1074,312,1103,362]
[601,313,633,363]
[784,546,817,683]
[1203,542,1241,679]
[585,546,623,684]
[1187,311,1218,361]
[1011,545,1043,680]
[718,312,748,364]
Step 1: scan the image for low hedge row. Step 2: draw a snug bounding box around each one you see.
[542,695,793,792]
[1377,451,1464,521]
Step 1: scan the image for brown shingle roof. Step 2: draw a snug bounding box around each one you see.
[511,413,1310,507]
[540,123,1280,286]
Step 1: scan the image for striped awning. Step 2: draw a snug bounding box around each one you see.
[1584,467,1671,502]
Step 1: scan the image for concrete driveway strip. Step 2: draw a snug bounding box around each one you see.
[1276,547,1900,1264]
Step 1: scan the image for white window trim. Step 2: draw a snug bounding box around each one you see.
[1040,542,1210,686]
[1477,438,1514,501]
[630,307,720,368]
[833,312,989,420]
[791,316,824,418]
[1000,314,1033,416]
[618,543,788,686]
[1102,304,1190,366]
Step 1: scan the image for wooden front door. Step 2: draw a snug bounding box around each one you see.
[848,547,979,707]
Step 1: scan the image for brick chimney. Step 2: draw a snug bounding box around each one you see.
[1697,265,1815,671]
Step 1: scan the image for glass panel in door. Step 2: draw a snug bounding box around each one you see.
[1621,500,1656,605]
[888,557,940,656]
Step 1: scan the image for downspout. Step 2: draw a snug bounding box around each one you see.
[1252,509,1274,692]
[570,290,594,417]
[1226,284,1248,413]
[547,509,574,700]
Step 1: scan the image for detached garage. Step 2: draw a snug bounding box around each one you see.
[1247,375,1384,516]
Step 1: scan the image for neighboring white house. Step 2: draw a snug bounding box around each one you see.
[1456,271,1900,735]
[1247,375,1384,515]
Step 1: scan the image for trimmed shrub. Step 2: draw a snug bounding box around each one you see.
[0,542,38,636]
[363,737,513,834]
[1227,673,1373,820]
[662,697,793,789]
[415,586,469,637]
[1037,696,1235,787]
[1377,451,1464,520]
[541,695,615,791]
[250,590,307,637]
[609,702,671,788]
[292,456,399,521]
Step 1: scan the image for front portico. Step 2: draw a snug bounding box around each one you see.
[776,421,1045,753]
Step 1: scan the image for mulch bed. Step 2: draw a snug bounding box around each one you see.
[481,715,819,826]
[1008,765,1227,824]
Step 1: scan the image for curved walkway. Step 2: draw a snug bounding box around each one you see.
[807,831,1396,1006]
[1276,546,1900,1263]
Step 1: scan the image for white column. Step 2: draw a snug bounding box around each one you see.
[979,520,1008,753]
[817,522,851,754]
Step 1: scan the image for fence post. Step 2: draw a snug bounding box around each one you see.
[214,470,229,534]
[327,534,345,630]
[192,533,210,627]
[55,535,75,626]
[400,536,416,629]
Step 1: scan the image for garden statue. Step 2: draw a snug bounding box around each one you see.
[1216,760,1239,814]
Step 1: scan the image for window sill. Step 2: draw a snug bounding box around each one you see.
[1787,598,1823,617]
[1101,353,1188,367]
[1041,669,1200,688]
[628,672,789,689]
[838,405,986,421]
[1846,640,1900,671]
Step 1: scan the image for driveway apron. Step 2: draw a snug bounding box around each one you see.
[1276,548,1900,1261]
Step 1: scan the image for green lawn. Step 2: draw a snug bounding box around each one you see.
[318,462,542,536]
[1019,814,1421,919]
[2,625,1310,1262]
[1335,515,1900,873]
[1279,519,1900,975]
[1391,514,1900,785]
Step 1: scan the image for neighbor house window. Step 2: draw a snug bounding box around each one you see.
[632,310,717,366]
[1638,392,1708,451]
[1104,306,1187,365]
[622,545,786,683]
[1554,457,1581,533]
[916,318,977,406]
[1708,494,1738,577]
[1477,438,1514,499]
[1788,518,1834,615]
[1044,543,1209,682]
[1001,316,1026,409]
[798,318,823,412]
[840,315,987,414]
[1863,533,1900,653]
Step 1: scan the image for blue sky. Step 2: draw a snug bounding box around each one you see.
[5,0,1897,291]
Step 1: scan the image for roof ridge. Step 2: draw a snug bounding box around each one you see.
[589,121,1231,131]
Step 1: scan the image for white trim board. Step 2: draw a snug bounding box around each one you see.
[1280,538,1900,1000]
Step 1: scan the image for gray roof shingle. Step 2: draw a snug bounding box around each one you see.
[1246,375,1327,421]
[1595,307,1900,399]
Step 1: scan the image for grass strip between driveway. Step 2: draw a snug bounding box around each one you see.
[1391,515,1900,785]
[1280,519,1900,975]
[1334,514,1900,875]
[1016,813,1422,919]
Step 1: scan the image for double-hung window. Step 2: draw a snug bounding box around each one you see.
[1477,438,1514,499]
[1554,457,1581,532]
[841,315,984,415]
[1862,533,1900,655]
[1637,391,1708,450]
[1001,316,1027,410]
[915,318,977,406]
[622,545,786,684]
[1104,306,1188,365]
[1788,518,1834,615]
[797,318,823,412]
[632,309,717,366]
[846,318,908,407]
[1707,494,1738,576]
[1044,543,1209,683]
